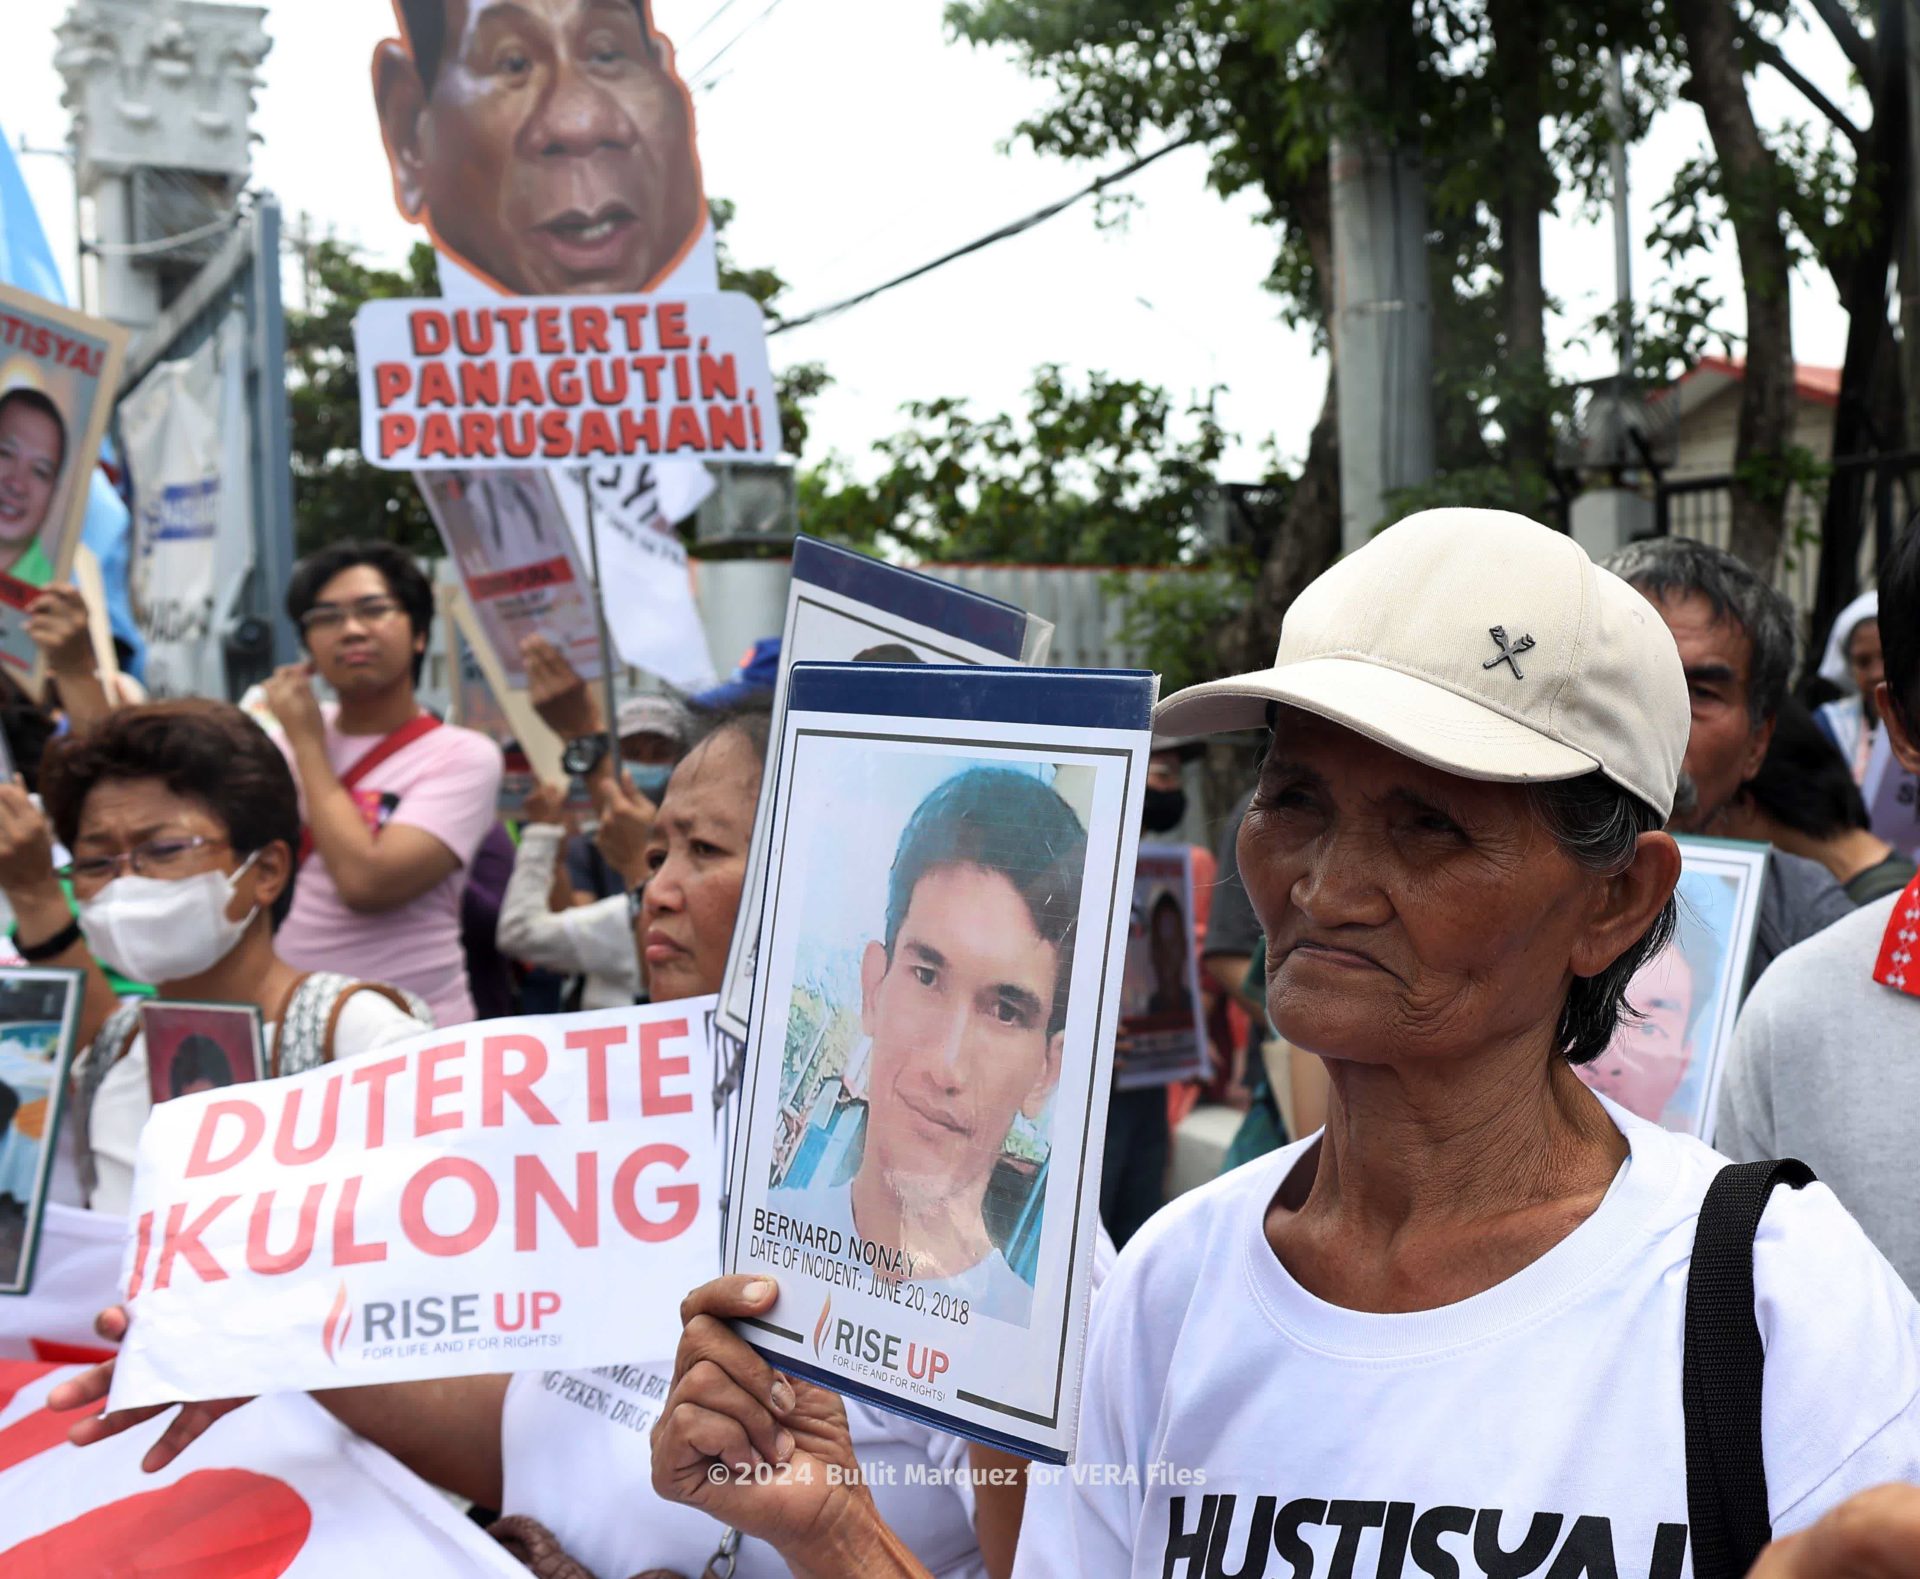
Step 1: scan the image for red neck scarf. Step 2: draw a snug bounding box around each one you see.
[1873,870,1920,997]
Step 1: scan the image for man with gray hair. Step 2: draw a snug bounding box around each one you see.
[1605,536,1853,981]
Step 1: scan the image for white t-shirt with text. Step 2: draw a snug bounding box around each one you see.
[1012,1099,1920,1579]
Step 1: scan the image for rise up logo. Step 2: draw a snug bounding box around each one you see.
[320,1283,352,1364]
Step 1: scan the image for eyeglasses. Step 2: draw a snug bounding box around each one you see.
[62,835,233,887]
[299,596,406,634]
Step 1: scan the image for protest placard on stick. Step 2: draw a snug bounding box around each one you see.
[714,537,1055,1040]
[109,1002,722,1410]
[724,662,1154,1462]
[354,296,780,472]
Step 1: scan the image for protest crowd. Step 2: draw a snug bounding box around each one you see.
[0,505,1906,1579]
[7,1,1920,1575]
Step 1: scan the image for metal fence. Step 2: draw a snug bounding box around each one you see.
[1655,453,1920,639]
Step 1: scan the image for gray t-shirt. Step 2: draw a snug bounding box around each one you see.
[1717,893,1920,1291]
[1203,790,1260,960]
[1750,848,1855,986]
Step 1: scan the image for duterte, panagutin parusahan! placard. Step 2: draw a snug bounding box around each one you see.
[724,662,1154,1463]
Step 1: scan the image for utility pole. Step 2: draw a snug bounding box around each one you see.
[1328,2,1434,554]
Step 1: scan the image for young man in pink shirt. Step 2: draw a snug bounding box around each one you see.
[266,541,502,1025]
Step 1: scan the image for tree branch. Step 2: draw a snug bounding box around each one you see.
[1802,0,1876,83]
[1742,23,1866,146]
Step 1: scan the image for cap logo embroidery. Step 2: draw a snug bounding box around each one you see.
[1483,626,1536,680]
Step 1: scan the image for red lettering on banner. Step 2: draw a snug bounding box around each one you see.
[467,558,571,600]
[482,1035,559,1127]
[657,302,690,349]
[374,363,412,406]
[497,304,530,352]
[632,355,666,400]
[614,302,650,348]
[350,1055,409,1148]
[618,409,661,453]
[274,1077,342,1166]
[459,361,500,406]
[419,414,458,460]
[378,414,417,458]
[506,362,544,406]
[588,359,628,405]
[246,1184,325,1275]
[126,1209,155,1299]
[514,1154,598,1250]
[535,307,565,353]
[672,354,692,401]
[415,1042,464,1135]
[501,412,538,458]
[333,1175,388,1264]
[410,310,451,355]
[454,308,491,355]
[577,410,618,456]
[401,1158,500,1256]
[698,353,738,400]
[666,407,707,452]
[416,362,458,408]
[185,1099,265,1178]
[571,305,611,353]
[154,1197,238,1289]
[460,413,499,457]
[568,1025,622,1122]
[540,410,573,458]
[708,405,749,451]
[613,1145,697,1242]
[549,359,582,406]
[639,1019,693,1115]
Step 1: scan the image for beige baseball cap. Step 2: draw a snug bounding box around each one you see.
[1154,508,1690,817]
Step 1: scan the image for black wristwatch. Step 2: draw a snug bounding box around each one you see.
[562,735,610,777]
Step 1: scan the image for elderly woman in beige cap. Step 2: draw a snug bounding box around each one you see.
[645,510,1920,1579]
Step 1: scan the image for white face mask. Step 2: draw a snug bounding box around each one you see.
[77,854,260,985]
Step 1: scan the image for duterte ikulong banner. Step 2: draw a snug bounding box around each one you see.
[354,294,780,471]
[108,1003,723,1410]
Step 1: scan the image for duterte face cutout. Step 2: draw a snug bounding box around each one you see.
[374,0,706,295]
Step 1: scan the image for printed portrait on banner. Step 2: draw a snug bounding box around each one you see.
[1576,838,1768,1143]
[0,285,128,684]
[767,751,1090,1332]
[372,0,709,299]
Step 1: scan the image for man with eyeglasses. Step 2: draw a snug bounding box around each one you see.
[266,541,502,1025]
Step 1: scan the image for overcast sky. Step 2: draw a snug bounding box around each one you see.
[0,0,1867,484]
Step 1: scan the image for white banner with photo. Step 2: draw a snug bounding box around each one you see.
[109,1003,723,1410]
[120,310,254,699]
[0,1362,525,1574]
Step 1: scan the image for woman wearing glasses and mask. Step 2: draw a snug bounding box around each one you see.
[262,541,503,1028]
[0,699,430,1216]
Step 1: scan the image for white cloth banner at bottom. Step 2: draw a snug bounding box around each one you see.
[0,1204,122,1363]
[109,1000,722,1410]
[0,1361,526,1575]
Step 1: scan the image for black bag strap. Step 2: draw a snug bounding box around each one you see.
[1684,1157,1816,1579]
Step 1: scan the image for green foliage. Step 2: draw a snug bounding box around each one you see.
[286,239,441,557]
[1104,561,1255,694]
[800,364,1237,565]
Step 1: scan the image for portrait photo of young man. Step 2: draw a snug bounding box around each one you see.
[772,765,1088,1328]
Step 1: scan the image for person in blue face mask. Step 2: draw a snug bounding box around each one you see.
[504,638,693,1007]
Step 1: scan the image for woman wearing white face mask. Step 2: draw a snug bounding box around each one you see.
[0,699,431,1215]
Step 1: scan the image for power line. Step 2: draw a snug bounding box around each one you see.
[680,0,747,48]
[768,135,1201,337]
[689,0,790,81]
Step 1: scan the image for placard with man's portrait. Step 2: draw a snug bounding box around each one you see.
[0,968,84,1298]
[715,537,1055,1041]
[1116,843,1211,1089]
[725,661,1154,1463]
[141,1003,267,1109]
[1575,836,1768,1142]
[0,285,128,687]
